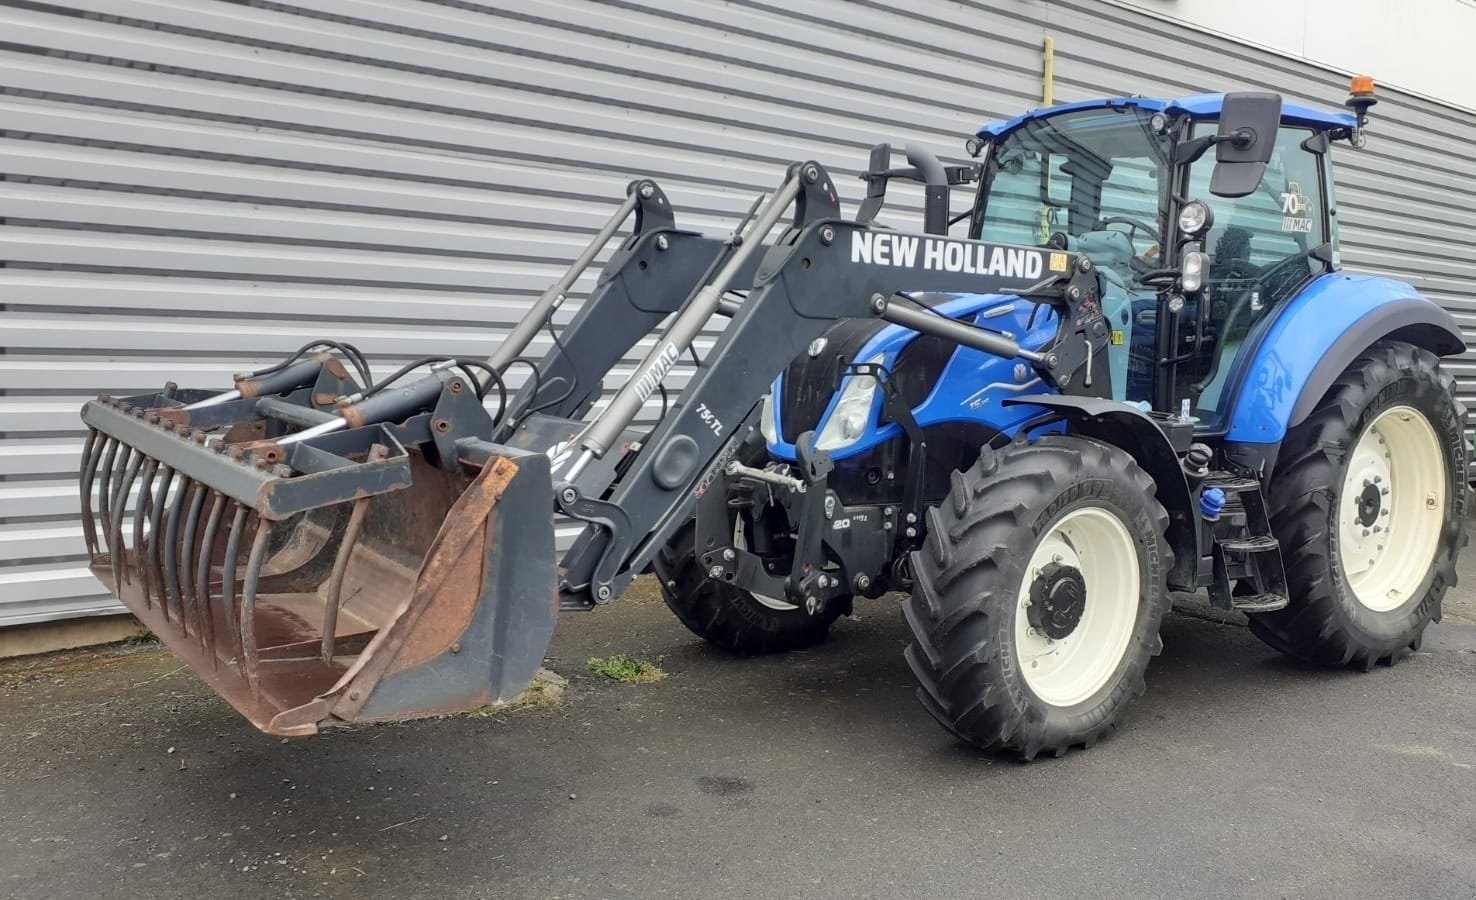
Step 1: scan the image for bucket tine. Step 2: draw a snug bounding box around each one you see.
[107,445,133,543]
[321,496,370,663]
[133,459,159,608]
[239,518,272,695]
[178,484,207,645]
[109,450,145,585]
[196,493,226,665]
[148,466,175,622]
[220,504,248,660]
[163,475,192,628]
[78,429,103,559]
[96,438,120,559]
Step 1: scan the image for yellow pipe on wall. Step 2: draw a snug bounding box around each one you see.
[1042,35,1055,106]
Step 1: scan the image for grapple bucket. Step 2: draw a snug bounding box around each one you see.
[79,390,557,736]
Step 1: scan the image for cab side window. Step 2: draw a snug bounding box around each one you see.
[1187,125,1326,301]
[976,149,1067,245]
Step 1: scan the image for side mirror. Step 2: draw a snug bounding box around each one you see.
[1210,92,1282,198]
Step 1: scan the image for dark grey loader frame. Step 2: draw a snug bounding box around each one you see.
[75,150,1189,734]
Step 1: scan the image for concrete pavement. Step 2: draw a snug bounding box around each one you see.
[2,568,1474,899]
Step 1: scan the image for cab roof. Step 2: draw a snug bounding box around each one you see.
[975,93,1356,138]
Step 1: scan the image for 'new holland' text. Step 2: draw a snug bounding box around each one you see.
[850,232,1043,280]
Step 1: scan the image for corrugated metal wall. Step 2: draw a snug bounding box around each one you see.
[3,0,1472,626]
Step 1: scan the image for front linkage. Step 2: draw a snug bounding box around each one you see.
[686,355,933,616]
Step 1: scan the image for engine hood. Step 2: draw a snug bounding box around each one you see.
[767,292,1058,460]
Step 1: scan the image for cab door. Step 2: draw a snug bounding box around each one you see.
[1165,125,1335,430]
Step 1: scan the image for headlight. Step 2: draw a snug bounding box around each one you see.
[1178,200,1214,238]
[1181,250,1209,293]
[759,391,777,444]
[814,353,886,451]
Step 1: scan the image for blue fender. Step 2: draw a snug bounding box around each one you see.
[1225,274,1464,444]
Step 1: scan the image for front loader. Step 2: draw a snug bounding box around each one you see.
[79,78,1467,756]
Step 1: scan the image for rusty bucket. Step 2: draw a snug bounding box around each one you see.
[80,392,557,736]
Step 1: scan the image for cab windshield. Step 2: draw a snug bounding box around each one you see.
[975,106,1173,292]
[975,107,1173,405]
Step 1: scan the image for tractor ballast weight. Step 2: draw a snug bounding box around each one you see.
[77,87,1467,753]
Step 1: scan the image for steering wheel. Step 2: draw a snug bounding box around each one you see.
[1098,216,1164,276]
[1099,215,1163,248]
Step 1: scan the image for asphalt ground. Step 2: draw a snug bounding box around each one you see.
[2,564,1474,899]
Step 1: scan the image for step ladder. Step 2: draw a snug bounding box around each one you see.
[1204,474,1290,613]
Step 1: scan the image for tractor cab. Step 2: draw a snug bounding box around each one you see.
[969,90,1361,430]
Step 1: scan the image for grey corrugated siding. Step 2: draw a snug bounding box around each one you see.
[2,0,1472,625]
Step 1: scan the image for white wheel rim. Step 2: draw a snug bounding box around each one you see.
[1337,405,1446,612]
[1015,506,1140,707]
[734,516,797,611]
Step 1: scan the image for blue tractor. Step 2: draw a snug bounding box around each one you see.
[78,79,1467,754]
[656,81,1469,756]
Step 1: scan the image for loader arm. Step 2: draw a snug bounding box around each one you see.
[555,161,1109,610]
[495,180,764,427]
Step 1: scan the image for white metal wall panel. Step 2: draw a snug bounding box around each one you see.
[2,0,1472,625]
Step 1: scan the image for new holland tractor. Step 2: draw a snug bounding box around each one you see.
[77,78,1468,758]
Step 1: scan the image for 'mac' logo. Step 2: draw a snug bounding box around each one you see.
[633,343,680,404]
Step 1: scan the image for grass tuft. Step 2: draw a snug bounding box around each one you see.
[463,669,568,717]
[586,654,667,684]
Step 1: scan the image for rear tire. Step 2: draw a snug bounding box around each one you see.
[1247,340,1468,668]
[905,435,1172,759]
[657,524,846,655]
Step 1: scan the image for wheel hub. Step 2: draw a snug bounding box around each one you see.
[1356,481,1382,528]
[1028,561,1087,640]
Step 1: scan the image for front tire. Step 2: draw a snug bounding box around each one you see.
[905,435,1172,759]
[1247,340,1468,668]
